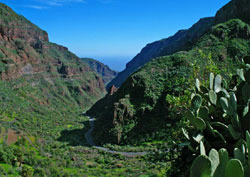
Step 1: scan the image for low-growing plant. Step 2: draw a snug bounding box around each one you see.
[183,56,250,177]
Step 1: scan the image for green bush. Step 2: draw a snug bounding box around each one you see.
[21,165,34,177]
[184,56,250,177]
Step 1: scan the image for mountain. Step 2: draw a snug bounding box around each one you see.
[107,17,214,88]
[215,0,250,24]
[0,3,106,107]
[88,0,250,145]
[0,4,168,176]
[0,0,248,176]
[81,58,118,85]
[89,19,250,145]
[0,3,108,138]
[108,0,250,89]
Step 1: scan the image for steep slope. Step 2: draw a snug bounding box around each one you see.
[0,3,48,44]
[108,0,250,89]
[88,19,250,145]
[81,58,118,85]
[0,4,167,176]
[215,0,250,24]
[0,3,106,137]
[107,17,214,88]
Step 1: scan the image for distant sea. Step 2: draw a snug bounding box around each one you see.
[87,56,133,72]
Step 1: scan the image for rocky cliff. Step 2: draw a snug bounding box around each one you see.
[81,58,118,85]
[107,17,214,88]
[215,0,250,24]
[90,0,250,145]
[89,18,250,144]
[0,3,48,43]
[108,0,250,89]
[0,3,106,111]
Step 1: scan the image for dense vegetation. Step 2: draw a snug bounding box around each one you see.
[0,0,250,176]
[187,56,250,177]
[108,0,250,90]
[88,19,250,146]
[0,78,166,176]
[107,17,214,89]
[0,2,166,176]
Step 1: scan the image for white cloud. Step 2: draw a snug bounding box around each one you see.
[46,1,63,6]
[97,0,113,4]
[34,0,87,7]
[24,0,87,10]
[24,0,114,10]
[24,5,49,9]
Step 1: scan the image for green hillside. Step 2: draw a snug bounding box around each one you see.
[0,0,250,176]
[107,17,214,89]
[0,3,167,176]
[0,2,109,140]
[88,19,250,145]
[107,0,250,90]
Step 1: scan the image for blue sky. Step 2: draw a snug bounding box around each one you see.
[1,0,231,71]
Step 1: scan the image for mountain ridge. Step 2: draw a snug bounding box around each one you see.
[108,0,250,89]
[215,0,250,24]
[0,3,106,108]
[81,58,118,85]
[89,0,250,145]
[0,2,107,141]
[107,17,215,88]
[89,18,250,145]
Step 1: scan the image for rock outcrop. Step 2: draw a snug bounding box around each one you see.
[215,0,250,24]
[81,58,118,85]
[109,85,118,95]
[0,3,106,109]
[108,0,250,89]
[88,18,250,144]
[107,17,214,88]
[0,3,49,43]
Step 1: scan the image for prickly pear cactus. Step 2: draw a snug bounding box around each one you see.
[191,139,248,177]
[186,56,250,177]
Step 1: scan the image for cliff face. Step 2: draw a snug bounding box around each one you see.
[0,3,106,110]
[81,58,118,85]
[89,0,250,144]
[89,19,250,145]
[107,17,214,88]
[108,0,250,89]
[0,3,49,43]
[89,0,250,145]
[90,0,250,145]
[215,0,250,24]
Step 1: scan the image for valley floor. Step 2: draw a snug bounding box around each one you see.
[0,111,167,176]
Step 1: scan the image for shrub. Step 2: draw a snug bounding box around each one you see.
[183,56,250,176]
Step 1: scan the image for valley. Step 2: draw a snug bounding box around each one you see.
[0,0,249,176]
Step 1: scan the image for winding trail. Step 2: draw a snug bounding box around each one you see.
[85,117,147,157]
